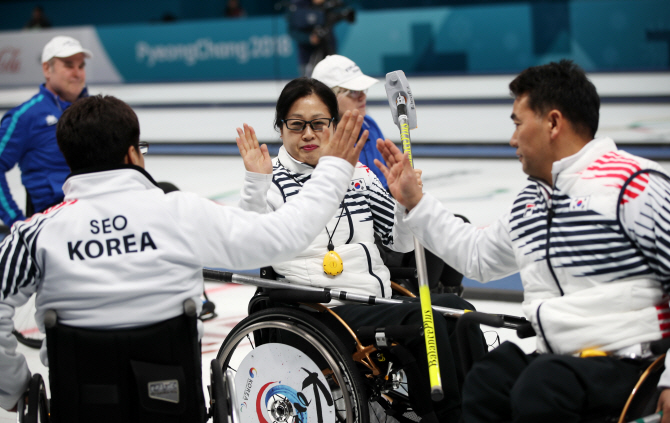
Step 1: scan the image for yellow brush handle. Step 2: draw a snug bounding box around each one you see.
[419,284,443,400]
[398,99,443,401]
[400,122,413,168]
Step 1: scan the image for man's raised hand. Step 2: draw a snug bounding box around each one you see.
[320,110,367,167]
[375,138,423,210]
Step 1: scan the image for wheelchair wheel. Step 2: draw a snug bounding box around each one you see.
[210,359,231,423]
[216,307,369,423]
[18,373,49,423]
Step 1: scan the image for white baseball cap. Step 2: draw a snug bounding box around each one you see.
[311,55,378,91]
[41,36,92,63]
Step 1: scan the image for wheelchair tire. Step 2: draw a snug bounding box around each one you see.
[19,373,49,423]
[216,307,369,423]
[210,359,231,423]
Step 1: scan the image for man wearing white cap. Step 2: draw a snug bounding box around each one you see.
[0,35,91,226]
[312,55,389,189]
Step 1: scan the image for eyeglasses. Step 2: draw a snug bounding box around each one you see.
[343,89,367,100]
[138,141,149,155]
[281,118,334,132]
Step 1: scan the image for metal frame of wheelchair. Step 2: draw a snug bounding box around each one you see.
[207,269,529,423]
[214,286,424,423]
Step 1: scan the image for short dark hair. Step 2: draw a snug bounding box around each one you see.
[57,95,140,172]
[274,77,340,132]
[509,60,600,139]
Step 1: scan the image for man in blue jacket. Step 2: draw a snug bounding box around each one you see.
[0,35,91,226]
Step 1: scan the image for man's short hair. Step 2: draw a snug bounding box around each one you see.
[57,95,140,172]
[509,60,600,139]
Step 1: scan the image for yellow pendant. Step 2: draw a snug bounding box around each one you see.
[323,250,343,276]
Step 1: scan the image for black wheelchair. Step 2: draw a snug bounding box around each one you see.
[17,299,232,423]
[207,268,514,423]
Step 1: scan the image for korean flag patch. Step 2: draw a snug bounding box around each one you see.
[569,196,591,211]
[524,203,535,217]
[350,178,366,191]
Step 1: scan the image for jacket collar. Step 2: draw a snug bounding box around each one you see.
[63,165,160,200]
[550,137,617,184]
[39,83,89,111]
[277,146,316,176]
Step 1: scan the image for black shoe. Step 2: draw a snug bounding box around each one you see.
[199,299,217,321]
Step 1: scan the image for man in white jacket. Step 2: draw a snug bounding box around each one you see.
[375,60,670,422]
[0,94,365,413]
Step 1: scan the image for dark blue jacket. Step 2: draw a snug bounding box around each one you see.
[358,114,387,190]
[0,84,86,226]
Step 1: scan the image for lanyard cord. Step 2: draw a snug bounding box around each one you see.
[278,159,349,251]
[325,203,346,251]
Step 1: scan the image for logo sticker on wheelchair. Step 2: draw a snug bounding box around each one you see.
[148,379,179,403]
[235,343,336,423]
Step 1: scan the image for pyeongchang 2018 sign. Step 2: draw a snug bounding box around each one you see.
[97,18,299,82]
[135,35,293,68]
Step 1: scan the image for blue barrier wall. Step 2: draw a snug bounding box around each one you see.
[96,0,669,82]
[2,0,668,83]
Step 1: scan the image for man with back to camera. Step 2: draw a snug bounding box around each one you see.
[0,94,365,413]
[375,59,670,422]
[0,35,90,227]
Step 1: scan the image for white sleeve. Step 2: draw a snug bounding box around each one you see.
[401,192,518,282]
[388,202,415,253]
[0,292,32,410]
[238,171,273,213]
[189,156,354,271]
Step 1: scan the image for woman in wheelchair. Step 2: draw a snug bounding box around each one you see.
[233,77,487,423]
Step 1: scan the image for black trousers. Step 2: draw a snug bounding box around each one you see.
[329,294,487,423]
[462,341,648,423]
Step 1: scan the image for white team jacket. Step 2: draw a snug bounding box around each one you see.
[238,147,414,299]
[401,138,670,359]
[0,157,353,410]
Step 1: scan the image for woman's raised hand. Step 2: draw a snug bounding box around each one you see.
[236,123,272,174]
[320,110,368,167]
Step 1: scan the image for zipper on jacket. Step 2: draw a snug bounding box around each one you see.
[529,176,565,297]
[544,191,564,296]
